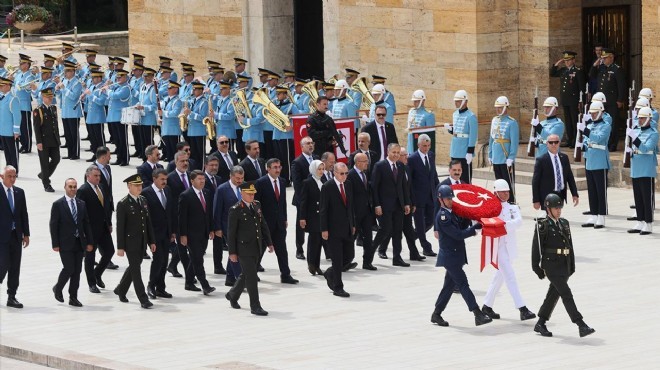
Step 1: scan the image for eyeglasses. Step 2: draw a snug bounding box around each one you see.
[547,141,560,145]
[376,114,386,117]
[218,141,229,144]
[336,172,348,175]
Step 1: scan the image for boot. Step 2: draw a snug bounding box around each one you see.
[481,304,500,319]
[519,306,536,321]
[577,320,595,337]
[431,312,448,327]
[534,320,552,337]
[581,216,595,227]
[640,222,653,236]
[473,308,492,326]
[594,215,605,229]
[627,221,643,233]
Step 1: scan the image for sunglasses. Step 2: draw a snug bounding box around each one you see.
[376,114,386,117]
[547,141,560,145]
[218,141,229,144]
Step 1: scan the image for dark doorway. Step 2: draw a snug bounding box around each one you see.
[294,0,323,80]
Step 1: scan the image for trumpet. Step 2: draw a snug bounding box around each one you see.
[203,94,216,140]
[55,47,81,61]
[16,78,38,91]
[179,100,189,131]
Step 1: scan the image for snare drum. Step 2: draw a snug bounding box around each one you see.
[120,107,141,125]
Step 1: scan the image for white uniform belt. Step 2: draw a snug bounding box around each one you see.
[634,150,654,155]
[588,143,607,150]
[454,133,469,138]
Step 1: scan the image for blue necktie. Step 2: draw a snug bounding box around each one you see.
[7,188,14,230]
[553,155,562,191]
[236,186,241,201]
[70,199,79,237]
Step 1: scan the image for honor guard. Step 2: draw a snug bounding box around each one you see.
[33,88,60,192]
[57,61,83,160]
[372,75,396,113]
[207,65,224,97]
[367,84,394,123]
[550,51,585,147]
[183,81,208,169]
[136,67,159,161]
[206,60,220,86]
[82,71,108,160]
[233,57,251,89]
[0,54,7,78]
[30,66,56,107]
[0,77,22,172]
[55,42,78,74]
[488,96,519,203]
[532,193,595,338]
[578,101,611,228]
[589,48,626,151]
[272,84,299,182]
[157,56,178,82]
[159,81,183,161]
[104,56,117,82]
[626,107,658,235]
[532,97,565,158]
[132,53,145,67]
[405,89,435,153]
[105,68,131,166]
[446,90,478,184]
[638,88,659,130]
[283,69,296,91]
[588,92,612,127]
[331,80,359,130]
[80,49,98,79]
[13,54,36,154]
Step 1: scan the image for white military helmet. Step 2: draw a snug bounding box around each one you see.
[371,83,386,95]
[494,96,509,107]
[638,106,653,126]
[639,88,654,100]
[635,97,650,109]
[591,92,607,103]
[334,79,349,91]
[543,97,559,107]
[493,179,510,192]
[589,101,605,121]
[454,90,468,109]
[411,89,426,101]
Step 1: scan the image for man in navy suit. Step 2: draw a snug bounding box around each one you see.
[211,135,239,184]
[291,136,317,260]
[239,140,266,182]
[0,166,30,308]
[372,143,411,267]
[347,132,377,178]
[531,134,579,210]
[166,150,191,277]
[346,153,375,270]
[255,158,298,284]
[408,134,439,257]
[213,165,245,286]
[361,106,399,161]
[137,145,164,188]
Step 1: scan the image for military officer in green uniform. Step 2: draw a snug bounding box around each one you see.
[531,193,595,338]
[551,51,586,148]
[589,48,626,151]
[32,88,60,192]
[113,174,156,309]
[225,182,274,316]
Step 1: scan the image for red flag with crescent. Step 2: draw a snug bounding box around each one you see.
[292,114,355,163]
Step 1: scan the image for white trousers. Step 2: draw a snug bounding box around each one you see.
[483,244,525,308]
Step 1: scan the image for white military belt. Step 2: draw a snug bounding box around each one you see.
[588,143,607,150]
[634,150,654,155]
[454,133,469,138]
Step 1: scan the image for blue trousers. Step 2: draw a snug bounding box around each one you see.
[434,264,478,313]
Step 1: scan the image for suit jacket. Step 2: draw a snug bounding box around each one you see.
[76,182,113,244]
[239,156,266,182]
[167,170,190,233]
[254,175,287,232]
[371,159,410,212]
[0,186,30,243]
[361,121,399,161]
[167,158,198,174]
[348,149,377,180]
[95,162,114,211]
[49,197,93,251]
[346,168,372,219]
[532,151,578,205]
[204,172,222,223]
[227,200,272,257]
[213,181,241,233]
[299,177,322,233]
[141,185,174,241]
[291,153,318,206]
[434,177,464,224]
[408,151,439,207]
[319,179,355,238]
[116,195,155,251]
[211,150,239,184]
[178,187,213,238]
[137,161,164,188]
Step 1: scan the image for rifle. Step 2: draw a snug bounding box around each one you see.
[623,80,635,168]
[526,86,539,157]
[327,119,348,156]
[574,89,585,162]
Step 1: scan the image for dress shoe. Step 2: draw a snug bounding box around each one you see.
[257,265,265,272]
[95,276,105,289]
[7,296,23,308]
[185,284,201,292]
[582,215,596,228]
[37,172,42,179]
[214,266,227,275]
[333,289,350,298]
[130,152,140,157]
[119,162,129,167]
[410,255,426,261]
[519,306,536,321]
[308,265,317,276]
[69,298,83,307]
[578,323,595,337]
[156,290,173,298]
[281,275,299,284]
[106,261,119,270]
[60,144,67,148]
[114,290,129,303]
[63,156,71,160]
[225,279,236,287]
[203,286,216,295]
[582,210,592,215]
[251,307,269,316]
[53,286,64,303]
[378,252,388,259]
[89,285,101,294]
[44,185,55,193]
[356,238,363,246]
[82,136,90,141]
[534,323,553,337]
[296,252,306,260]
[69,156,80,160]
[323,269,333,291]
[453,287,460,294]
[627,216,639,221]
[431,312,448,327]
[481,305,500,319]
[423,250,437,257]
[630,204,637,209]
[315,267,324,275]
[141,300,154,309]
[225,293,240,309]
[628,221,643,233]
[147,285,157,299]
[362,264,377,271]
[393,259,410,267]
[342,262,358,272]
[473,308,492,326]
[167,267,183,277]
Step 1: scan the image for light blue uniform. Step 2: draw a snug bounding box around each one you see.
[488,115,519,164]
[331,96,359,130]
[129,75,143,106]
[55,55,78,77]
[160,95,183,136]
[156,70,177,83]
[347,89,362,109]
[384,90,396,113]
[85,82,107,124]
[13,70,36,111]
[214,94,237,139]
[242,103,265,143]
[107,83,131,122]
[272,99,298,140]
[406,107,436,153]
[179,81,193,100]
[186,96,208,137]
[583,119,611,170]
[0,92,22,136]
[369,101,394,123]
[59,77,83,119]
[450,108,478,158]
[534,116,565,158]
[138,83,158,126]
[295,92,311,114]
[0,67,7,78]
[31,78,57,106]
[630,126,659,178]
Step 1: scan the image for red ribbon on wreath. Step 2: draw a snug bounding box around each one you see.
[479,217,507,271]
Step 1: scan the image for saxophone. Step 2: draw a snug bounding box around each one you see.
[203,94,216,140]
[179,100,189,131]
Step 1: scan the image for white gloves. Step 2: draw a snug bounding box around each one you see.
[632,109,637,120]
[465,153,473,165]
[627,127,639,141]
[577,120,586,132]
[444,123,453,133]
[506,159,513,167]
[487,157,493,166]
[531,117,540,127]
[360,114,369,124]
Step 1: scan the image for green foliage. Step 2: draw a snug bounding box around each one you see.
[6,4,51,24]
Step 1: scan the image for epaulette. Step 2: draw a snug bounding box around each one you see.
[536,217,548,233]
[253,200,261,205]
[437,208,450,223]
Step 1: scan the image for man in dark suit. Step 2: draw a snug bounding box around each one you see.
[0,166,30,308]
[320,162,355,297]
[93,146,119,270]
[532,134,579,210]
[239,140,265,182]
[255,159,298,284]
[408,134,439,257]
[398,148,425,261]
[211,135,239,184]
[435,159,465,224]
[50,178,93,307]
[77,165,115,294]
[166,150,191,277]
[203,156,224,274]
[361,105,398,161]
[137,145,164,188]
[113,174,157,309]
[372,143,411,267]
[347,132,377,178]
[291,136,318,260]
[346,153,375,270]
[213,165,245,287]
[141,168,175,299]
[226,182,274,316]
[178,170,216,295]
[166,142,198,173]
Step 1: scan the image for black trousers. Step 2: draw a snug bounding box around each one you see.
[434,264,479,313]
[234,130,246,159]
[633,177,654,223]
[259,226,291,278]
[262,131,274,160]
[109,123,128,164]
[379,212,420,259]
[327,234,354,292]
[306,231,322,269]
[586,169,608,215]
[1,136,19,173]
[115,247,148,303]
[493,163,516,204]
[295,206,306,254]
[84,228,114,287]
[228,255,260,309]
[131,125,141,156]
[213,237,241,281]
[188,136,205,171]
[451,157,471,184]
[19,111,32,152]
[413,204,435,253]
[87,124,105,160]
[355,211,375,265]
[185,237,211,289]
[374,205,404,259]
[37,145,60,187]
[149,236,170,291]
[538,274,583,323]
[138,125,155,161]
[0,231,22,296]
[55,246,84,299]
[162,135,179,161]
[168,239,191,274]
[274,139,294,183]
[62,118,80,158]
[562,104,579,145]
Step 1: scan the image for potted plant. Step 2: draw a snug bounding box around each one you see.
[6,4,51,33]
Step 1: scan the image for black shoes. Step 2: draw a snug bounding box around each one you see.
[95,276,105,289]
[519,306,537,321]
[281,276,299,284]
[362,264,377,271]
[410,255,426,261]
[534,322,553,337]
[147,285,157,299]
[225,279,236,287]
[251,307,268,316]
[473,308,492,326]
[431,312,448,327]
[378,252,388,259]
[141,300,153,309]
[342,262,358,272]
[214,266,227,275]
[423,250,437,257]
[7,296,23,308]
[106,261,119,270]
[44,185,55,193]
[89,285,101,294]
[156,290,172,298]
[481,305,500,319]
[582,210,592,215]
[226,293,240,309]
[69,298,83,307]
[393,259,410,267]
[333,289,350,298]
[578,323,596,337]
[315,267,323,275]
[627,216,639,221]
[296,252,306,260]
[53,286,64,303]
[185,284,201,292]
[257,265,265,272]
[308,265,318,276]
[203,286,216,295]
[167,267,183,277]
[114,290,129,303]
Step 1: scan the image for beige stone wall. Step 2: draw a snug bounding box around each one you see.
[642,1,660,90]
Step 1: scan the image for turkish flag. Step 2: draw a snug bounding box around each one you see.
[292,114,355,163]
[479,217,507,271]
[450,183,502,221]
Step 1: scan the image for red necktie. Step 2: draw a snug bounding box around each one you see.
[199,191,206,212]
[340,182,347,206]
[274,179,280,202]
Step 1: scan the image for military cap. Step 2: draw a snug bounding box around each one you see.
[168,80,181,89]
[88,62,101,70]
[0,55,7,62]
[18,54,32,63]
[132,53,145,60]
[234,57,248,64]
[43,54,56,62]
[237,75,250,83]
[108,56,117,63]
[207,60,220,67]
[91,71,104,78]
[143,67,157,76]
[562,51,577,60]
[115,69,129,77]
[115,57,127,64]
[123,173,143,185]
[601,48,614,57]
[239,182,257,193]
[181,62,194,68]
[211,66,225,74]
[371,75,387,84]
[159,56,173,62]
[275,84,289,93]
[62,42,74,50]
[85,49,98,56]
[295,78,307,86]
[182,69,196,76]
[40,87,54,97]
[323,82,335,90]
[63,61,77,70]
[132,64,145,71]
[257,68,269,76]
[0,77,13,86]
[40,66,54,73]
[283,69,296,77]
[345,68,360,77]
[268,71,281,80]
[192,81,205,89]
[160,66,173,73]
[219,80,232,89]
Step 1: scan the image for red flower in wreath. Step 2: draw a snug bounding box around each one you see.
[449,183,502,221]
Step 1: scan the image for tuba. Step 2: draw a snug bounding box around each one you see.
[231,88,252,129]
[351,77,374,110]
[179,100,189,131]
[302,80,320,113]
[253,89,290,132]
[203,94,216,140]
